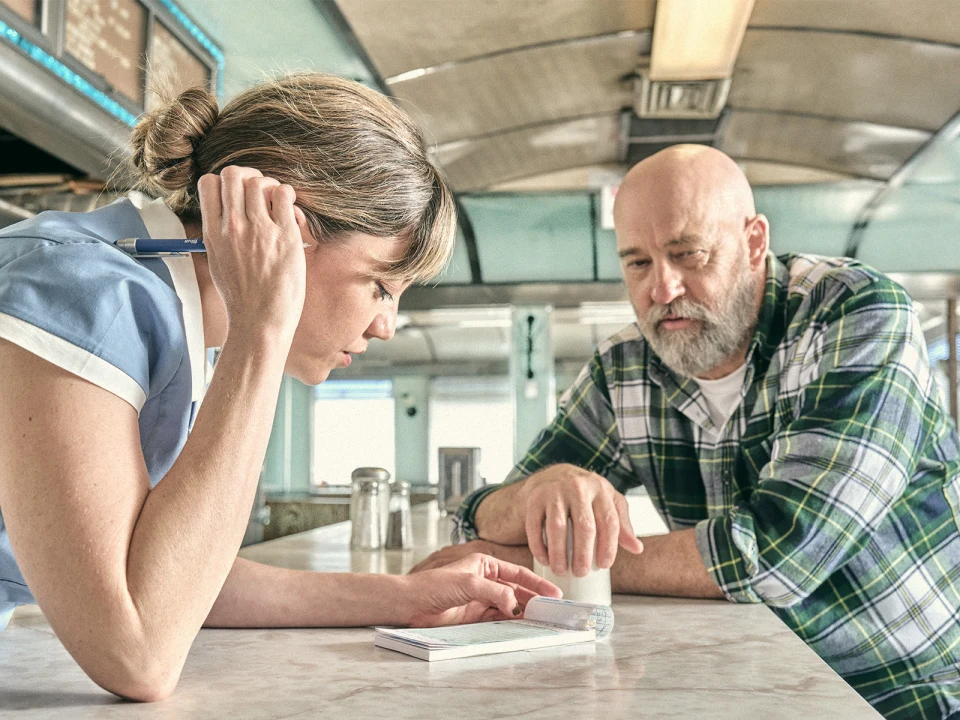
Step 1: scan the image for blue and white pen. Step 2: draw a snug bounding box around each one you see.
[116,238,206,256]
[116,238,311,256]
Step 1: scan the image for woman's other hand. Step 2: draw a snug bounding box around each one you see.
[197,166,307,344]
[398,553,562,628]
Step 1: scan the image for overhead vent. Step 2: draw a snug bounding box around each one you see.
[634,73,730,119]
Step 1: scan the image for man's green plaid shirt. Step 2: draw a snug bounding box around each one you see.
[457,254,960,719]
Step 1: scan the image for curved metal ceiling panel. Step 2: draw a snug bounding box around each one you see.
[749,0,960,46]
[488,164,627,192]
[731,29,960,131]
[337,0,654,77]
[721,110,930,180]
[433,114,621,191]
[389,33,646,145]
[738,160,858,185]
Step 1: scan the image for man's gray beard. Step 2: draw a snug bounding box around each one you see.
[637,269,760,378]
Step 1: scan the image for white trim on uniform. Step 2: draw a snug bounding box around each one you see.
[0,312,147,411]
[127,192,207,402]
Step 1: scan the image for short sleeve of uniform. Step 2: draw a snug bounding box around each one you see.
[0,238,185,412]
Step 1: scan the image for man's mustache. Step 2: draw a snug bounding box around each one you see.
[645,298,712,325]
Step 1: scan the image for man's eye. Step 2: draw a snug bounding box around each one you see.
[376,282,394,302]
[629,259,650,269]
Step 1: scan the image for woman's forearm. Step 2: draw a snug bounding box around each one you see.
[125,333,290,656]
[205,557,412,628]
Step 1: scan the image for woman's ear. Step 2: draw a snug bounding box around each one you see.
[294,207,315,250]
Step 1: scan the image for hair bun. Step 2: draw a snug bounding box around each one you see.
[129,86,219,212]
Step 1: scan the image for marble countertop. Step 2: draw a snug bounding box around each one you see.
[0,504,881,719]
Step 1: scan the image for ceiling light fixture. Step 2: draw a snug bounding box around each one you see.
[649,0,756,81]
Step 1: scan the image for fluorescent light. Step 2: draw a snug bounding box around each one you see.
[650,0,756,81]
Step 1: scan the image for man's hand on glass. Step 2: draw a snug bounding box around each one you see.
[521,464,643,578]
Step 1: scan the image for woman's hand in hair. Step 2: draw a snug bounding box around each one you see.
[398,553,561,628]
[197,165,307,345]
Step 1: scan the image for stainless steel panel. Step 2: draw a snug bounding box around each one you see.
[0,43,130,180]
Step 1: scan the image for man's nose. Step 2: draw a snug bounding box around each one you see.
[650,262,684,306]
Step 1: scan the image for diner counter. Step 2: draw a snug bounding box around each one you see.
[1,503,881,719]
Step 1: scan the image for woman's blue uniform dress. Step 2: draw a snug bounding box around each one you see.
[0,193,206,630]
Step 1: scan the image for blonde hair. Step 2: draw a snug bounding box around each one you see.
[129,73,455,283]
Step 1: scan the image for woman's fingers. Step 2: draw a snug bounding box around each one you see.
[271,185,299,236]
[243,176,279,225]
[468,554,562,598]
[461,575,520,617]
[219,166,261,235]
[197,174,222,241]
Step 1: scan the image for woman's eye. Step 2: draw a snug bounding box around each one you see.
[376,282,394,302]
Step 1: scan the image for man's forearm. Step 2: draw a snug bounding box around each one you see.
[473,480,530,544]
[612,529,725,599]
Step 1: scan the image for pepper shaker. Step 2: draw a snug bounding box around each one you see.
[385,481,413,550]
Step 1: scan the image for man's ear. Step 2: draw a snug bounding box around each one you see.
[747,214,770,271]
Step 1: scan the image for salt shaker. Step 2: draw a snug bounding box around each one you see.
[385,481,413,550]
[350,467,391,524]
[349,478,382,550]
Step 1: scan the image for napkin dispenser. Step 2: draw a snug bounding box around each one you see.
[437,447,484,513]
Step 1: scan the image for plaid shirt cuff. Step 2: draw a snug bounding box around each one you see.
[695,516,763,604]
[452,484,505,543]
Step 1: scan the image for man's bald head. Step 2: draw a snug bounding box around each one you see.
[612,145,770,380]
[614,145,756,238]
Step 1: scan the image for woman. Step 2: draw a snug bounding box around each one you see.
[0,74,558,701]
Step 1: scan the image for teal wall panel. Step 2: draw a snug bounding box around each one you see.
[463,194,596,283]
[434,226,474,284]
[393,376,430,483]
[596,225,622,281]
[857,188,960,272]
[178,0,375,99]
[754,182,880,258]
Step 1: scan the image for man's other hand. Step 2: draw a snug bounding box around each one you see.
[409,540,534,574]
[522,464,643,577]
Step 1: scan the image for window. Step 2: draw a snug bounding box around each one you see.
[429,377,515,485]
[313,380,395,486]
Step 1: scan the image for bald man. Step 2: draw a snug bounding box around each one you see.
[414,146,960,718]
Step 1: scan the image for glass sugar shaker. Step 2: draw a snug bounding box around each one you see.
[349,477,383,550]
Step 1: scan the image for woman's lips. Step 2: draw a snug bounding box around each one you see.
[341,352,352,366]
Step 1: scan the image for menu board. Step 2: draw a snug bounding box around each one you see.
[2,0,37,23]
[64,0,147,104]
[145,20,210,110]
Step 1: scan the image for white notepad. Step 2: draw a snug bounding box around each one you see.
[374,597,614,661]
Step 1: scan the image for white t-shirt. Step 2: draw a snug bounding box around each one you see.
[694,363,748,432]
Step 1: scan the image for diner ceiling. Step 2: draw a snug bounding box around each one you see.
[335,0,960,191]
